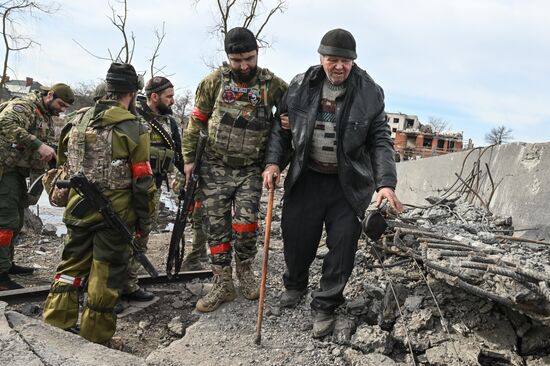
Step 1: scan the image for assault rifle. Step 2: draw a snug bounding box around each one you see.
[166,130,208,278]
[57,172,158,278]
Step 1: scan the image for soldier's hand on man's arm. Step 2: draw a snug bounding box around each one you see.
[262,164,281,190]
[280,113,290,130]
[37,143,56,162]
[376,187,403,214]
[184,163,194,187]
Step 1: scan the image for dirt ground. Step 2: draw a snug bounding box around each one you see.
[5,191,550,365]
[7,202,209,358]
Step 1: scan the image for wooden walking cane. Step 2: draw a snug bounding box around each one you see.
[254,178,275,345]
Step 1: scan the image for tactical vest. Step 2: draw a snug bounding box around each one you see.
[66,108,132,190]
[136,99,176,176]
[0,94,51,171]
[149,115,175,175]
[207,67,273,166]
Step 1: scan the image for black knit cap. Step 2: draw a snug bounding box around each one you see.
[105,62,139,93]
[318,28,357,60]
[144,76,174,96]
[224,27,258,54]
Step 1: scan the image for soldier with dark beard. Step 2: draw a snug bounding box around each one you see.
[183,27,287,312]
[0,83,74,290]
[117,77,183,302]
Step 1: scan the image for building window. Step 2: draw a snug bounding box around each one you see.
[393,118,399,123]
[392,128,397,132]
[437,139,445,149]
[423,138,432,148]
[405,119,414,128]
[448,140,455,152]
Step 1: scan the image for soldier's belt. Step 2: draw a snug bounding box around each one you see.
[222,156,248,167]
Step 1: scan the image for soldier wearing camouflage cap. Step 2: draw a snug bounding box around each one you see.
[43,63,156,344]
[0,82,74,290]
[182,27,288,312]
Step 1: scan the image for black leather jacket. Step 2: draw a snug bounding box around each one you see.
[265,64,397,216]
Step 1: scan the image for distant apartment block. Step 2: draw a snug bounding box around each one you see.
[386,112,464,161]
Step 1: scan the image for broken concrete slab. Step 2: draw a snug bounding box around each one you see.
[424,338,481,365]
[1,304,146,366]
[0,302,44,366]
[395,142,550,240]
[351,324,394,355]
[474,317,517,350]
[343,348,397,366]
[117,296,160,318]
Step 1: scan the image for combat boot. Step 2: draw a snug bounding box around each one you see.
[8,263,35,275]
[0,272,23,290]
[235,258,259,300]
[195,265,236,312]
[181,258,204,271]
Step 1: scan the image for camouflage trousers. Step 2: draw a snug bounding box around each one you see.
[0,172,27,273]
[183,202,208,262]
[198,159,262,266]
[123,187,161,294]
[43,224,131,344]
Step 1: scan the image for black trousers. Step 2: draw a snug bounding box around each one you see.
[282,169,362,313]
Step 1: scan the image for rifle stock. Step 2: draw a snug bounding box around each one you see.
[166,130,208,278]
[58,172,158,278]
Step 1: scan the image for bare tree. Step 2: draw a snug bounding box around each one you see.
[148,21,169,77]
[70,80,102,111]
[172,90,193,120]
[485,125,513,145]
[428,116,451,134]
[195,0,287,48]
[73,0,135,63]
[0,0,59,91]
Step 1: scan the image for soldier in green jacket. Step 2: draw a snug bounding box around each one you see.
[0,83,74,290]
[183,27,288,312]
[43,63,156,344]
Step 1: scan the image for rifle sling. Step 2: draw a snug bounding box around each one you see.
[137,107,175,151]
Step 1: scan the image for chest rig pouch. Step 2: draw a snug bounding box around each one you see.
[210,70,272,164]
[147,115,175,176]
[67,110,132,190]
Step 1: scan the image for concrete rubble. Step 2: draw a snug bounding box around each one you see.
[0,301,145,366]
[2,141,550,365]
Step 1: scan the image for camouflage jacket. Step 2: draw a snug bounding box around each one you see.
[0,90,54,176]
[60,100,156,232]
[182,65,287,166]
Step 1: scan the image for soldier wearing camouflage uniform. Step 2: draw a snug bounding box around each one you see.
[121,76,186,301]
[43,63,156,344]
[0,83,74,290]
[183,27,287,312]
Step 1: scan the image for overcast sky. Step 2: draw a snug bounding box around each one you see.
[8,0,550,146]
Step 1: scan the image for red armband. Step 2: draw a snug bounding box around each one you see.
[131,161,153,177]
[232,222,258,233]
[191,106,209,123]
[210,242,232,255]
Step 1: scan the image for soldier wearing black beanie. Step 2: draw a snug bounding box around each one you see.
[182,26,288,314]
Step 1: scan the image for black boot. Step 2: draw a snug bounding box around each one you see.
[279,289,307,308]
[312,310,336,338]
[8,263,35,275]
[121,288,154,301]
[0,272,24,290]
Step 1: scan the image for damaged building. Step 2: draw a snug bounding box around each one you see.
[387,112,464,161]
